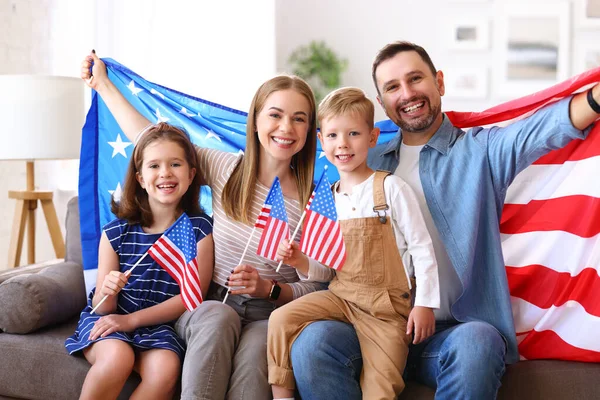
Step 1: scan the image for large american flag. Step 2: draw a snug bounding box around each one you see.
[300,169,346,270]
[446,67,600,362]
[148,213,203,311]
[256,177,290,261]
[80,58,599,361]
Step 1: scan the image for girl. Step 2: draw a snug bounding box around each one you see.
[65,123,214,400]
[80,51,334,399]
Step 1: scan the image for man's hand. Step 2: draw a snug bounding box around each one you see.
[407,306,435,344]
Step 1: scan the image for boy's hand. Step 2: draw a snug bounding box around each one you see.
[407,306,435,344]
[99,270,129,298]
[276,239,309,275]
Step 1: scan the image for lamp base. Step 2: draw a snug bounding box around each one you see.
[7,190,65,268]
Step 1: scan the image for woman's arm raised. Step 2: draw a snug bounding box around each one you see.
[81,51,151,142]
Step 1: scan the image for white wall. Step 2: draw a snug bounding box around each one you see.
[276,0,598,121]
[0,0,276,270]
[0,0,94,269]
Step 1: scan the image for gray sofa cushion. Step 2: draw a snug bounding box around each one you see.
[400,360,600,399]
[0,262,86,334]
[0,319,139,400]
[65,197,82,266]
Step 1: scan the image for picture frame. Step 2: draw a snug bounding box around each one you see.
[579,0,600,27]
[575,43,600,74]
[443,68,488,99]
[448,19,490,50]
[492,2,570,99]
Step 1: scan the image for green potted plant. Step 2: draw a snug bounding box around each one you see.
[288,41,348,104]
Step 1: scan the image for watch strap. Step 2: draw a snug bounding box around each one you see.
[587,89,600,114]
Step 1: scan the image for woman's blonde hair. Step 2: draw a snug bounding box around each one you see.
[222,75,317,224]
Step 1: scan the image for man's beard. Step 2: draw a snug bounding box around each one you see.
[391,96,441,133]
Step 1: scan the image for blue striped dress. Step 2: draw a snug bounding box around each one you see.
[65,214,213,360]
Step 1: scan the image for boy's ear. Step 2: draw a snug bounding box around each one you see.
[136,172,145,189]
[317,131,324,144]
[369,127,380,147]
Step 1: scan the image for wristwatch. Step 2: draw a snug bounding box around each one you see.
[268,280,281,301]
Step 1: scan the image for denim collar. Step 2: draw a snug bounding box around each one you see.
[381,114,456,156]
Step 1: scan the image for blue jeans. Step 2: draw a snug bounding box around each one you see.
[291,320,507,400]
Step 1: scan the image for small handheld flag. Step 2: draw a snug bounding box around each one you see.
[256,177,290,261]
[148,213,203,311]
[300,169,346,270]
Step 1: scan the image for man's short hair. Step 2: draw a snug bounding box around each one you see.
[372,41,437,96]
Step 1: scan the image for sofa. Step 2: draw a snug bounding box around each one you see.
[1,197,599,399]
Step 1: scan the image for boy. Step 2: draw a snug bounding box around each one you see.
[267,87,440,400]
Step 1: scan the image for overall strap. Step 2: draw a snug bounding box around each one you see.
[373,170,390,224]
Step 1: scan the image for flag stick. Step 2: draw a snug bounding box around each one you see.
[90,253,148,315]
[223,227,256,304]
[275,209,308,273]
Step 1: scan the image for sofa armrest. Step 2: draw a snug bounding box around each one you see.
[0,259,64,285]
[0,261,86,333]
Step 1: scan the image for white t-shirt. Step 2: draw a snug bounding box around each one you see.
[334,173,440,309]
[396,144,463,321]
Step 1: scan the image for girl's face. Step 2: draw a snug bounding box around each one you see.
[136,139,196,211]
[255,89,311,163]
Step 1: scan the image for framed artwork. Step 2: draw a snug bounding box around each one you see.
[492,2,570,98]
[443,68,488,99]
[578,0,600,27]
[448,19,489,50]
[575,45,600,74]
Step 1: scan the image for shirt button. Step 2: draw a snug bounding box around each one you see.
[352,207,356,211]
[402,292,410,299]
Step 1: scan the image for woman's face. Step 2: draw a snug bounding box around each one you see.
[255,89,311,163]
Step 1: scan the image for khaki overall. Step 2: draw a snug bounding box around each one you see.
[268,171,413,400]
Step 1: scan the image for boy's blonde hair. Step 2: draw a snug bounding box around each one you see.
[318,87,374,130]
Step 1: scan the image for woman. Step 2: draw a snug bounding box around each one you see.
[81,51,333,399]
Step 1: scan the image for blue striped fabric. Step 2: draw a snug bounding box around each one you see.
[65,214,213,360]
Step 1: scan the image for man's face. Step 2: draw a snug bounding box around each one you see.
[375,51,444,135]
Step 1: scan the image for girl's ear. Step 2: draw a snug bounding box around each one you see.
[136,172,145,189]
[189,167,197,183]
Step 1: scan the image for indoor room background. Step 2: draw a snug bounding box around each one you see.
[0,0,598,270]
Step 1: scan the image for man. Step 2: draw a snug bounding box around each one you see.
[291,41,600,399]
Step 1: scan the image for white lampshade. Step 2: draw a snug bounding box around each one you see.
[0,75,85,160]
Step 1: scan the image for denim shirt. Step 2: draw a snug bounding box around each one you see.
[367,98,589,363]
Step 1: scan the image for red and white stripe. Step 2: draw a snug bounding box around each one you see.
[256,216,289,261]
[148,236,203,311]
[448,67,600,362]
[300,210,346,270]
[255,204,271,229]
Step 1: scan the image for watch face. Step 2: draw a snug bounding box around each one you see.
[271,283,282,300]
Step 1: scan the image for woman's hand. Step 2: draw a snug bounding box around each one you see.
[80,50,108,90]
[88,313,137,341]
[276,239,309,275]
[98,270,129,298]
[227,264,270,299]
[407,306,436,345]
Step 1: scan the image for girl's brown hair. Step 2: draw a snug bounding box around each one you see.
[221,75,317,224]
[111,122,202,226]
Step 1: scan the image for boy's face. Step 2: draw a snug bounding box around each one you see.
[318,113,379,174]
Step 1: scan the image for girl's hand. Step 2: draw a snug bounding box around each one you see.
[99,270,129,298]
[227,264,270,299]
[80,50,108,90]
[88,313,137,341]
[407,306,435,345]
[276,239,309,275]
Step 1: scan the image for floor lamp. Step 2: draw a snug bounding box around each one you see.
[0,75,85,268]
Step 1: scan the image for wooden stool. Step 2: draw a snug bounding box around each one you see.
[7,162,65,268]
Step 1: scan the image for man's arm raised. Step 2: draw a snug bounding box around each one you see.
[570,82,600,130]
